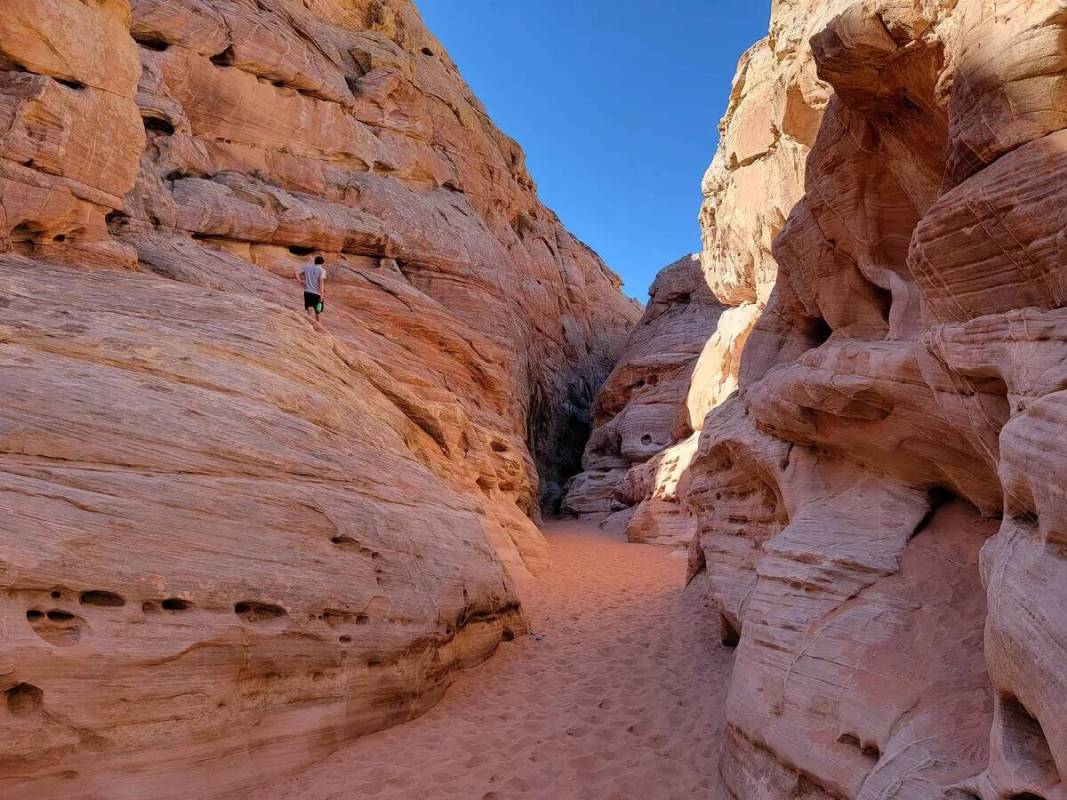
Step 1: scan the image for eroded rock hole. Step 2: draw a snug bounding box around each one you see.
[288,245,315,256]
[27,608,84,646]
[873,283,893,325]
[79,590,125,607]
[5,683,43,715]
[209,47,235,67]
[55,77,86,90]
[234,601,287,622]
[910,487,956,540]
[10,222,43,254]
[640,434,653,445]
[134,36,170,51]
[143,116,175,136]
[420,47,434,56]
[720,612,740,647]
[806,316,832,347]
[161,598,192,611]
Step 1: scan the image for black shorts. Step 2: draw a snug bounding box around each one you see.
[303,291,322,311]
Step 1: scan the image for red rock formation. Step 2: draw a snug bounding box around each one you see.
[567,5,840,550]
[561,254,725,544]
[0,1,637,796]
[684,1,1067,798]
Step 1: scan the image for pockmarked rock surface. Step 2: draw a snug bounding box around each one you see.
[681,1,1067,798]
[0,1,638,796]
[561,254,725,545]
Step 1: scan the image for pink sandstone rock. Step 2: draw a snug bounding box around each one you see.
[682,1,1067,798]
[574,3,850,552]
[0,1,638,796]
[560,254,725,541]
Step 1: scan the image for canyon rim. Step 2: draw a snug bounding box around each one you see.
[3,1,1067,799]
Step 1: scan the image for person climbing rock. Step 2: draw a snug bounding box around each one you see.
[295,255,326,321]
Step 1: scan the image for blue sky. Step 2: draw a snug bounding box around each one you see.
[418,2,771,299]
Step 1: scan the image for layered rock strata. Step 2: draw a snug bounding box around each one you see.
[562,1,840,549]
[684,1,1067,798]
[561,254,725,544]
[0,1,638,796]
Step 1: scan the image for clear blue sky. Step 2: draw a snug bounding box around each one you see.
[418,1,771,299]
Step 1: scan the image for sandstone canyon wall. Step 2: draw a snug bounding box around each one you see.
[561,253,726,545]
[561,4,836,549]
[0,1,638,796]
[682,1,1067,798]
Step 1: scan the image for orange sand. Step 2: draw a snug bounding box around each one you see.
[272,518,733,799]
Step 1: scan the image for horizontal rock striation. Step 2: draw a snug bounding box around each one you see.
[0,1,638,796]
[685,1,1067,798]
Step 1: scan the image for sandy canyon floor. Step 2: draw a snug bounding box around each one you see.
[268,519,732,799]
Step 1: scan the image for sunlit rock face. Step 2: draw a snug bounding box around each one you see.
[569,0,844,549]
[560,254,726,543]
[685,1,1067,798]
[0,1,638,796]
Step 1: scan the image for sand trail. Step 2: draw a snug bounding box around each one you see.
[274,518,732,799]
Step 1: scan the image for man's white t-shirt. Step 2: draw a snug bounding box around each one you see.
[301,264,325,294]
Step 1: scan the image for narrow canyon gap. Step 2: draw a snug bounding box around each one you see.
[562,2,1067,799]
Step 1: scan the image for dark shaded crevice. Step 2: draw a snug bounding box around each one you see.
[806,316,832,347]
[134,36,171,52]
[79,590,125,607]
[234,601,287,622]
[909,486,956,540]
[143,116,175,136]
[5,683,43,715]
[528,375,597,515]
[720,612,740,647]
[209,47,235,67]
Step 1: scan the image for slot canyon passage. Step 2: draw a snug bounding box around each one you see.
[3,0,1067,798]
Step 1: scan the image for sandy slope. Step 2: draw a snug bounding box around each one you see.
[270,519,733,799]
